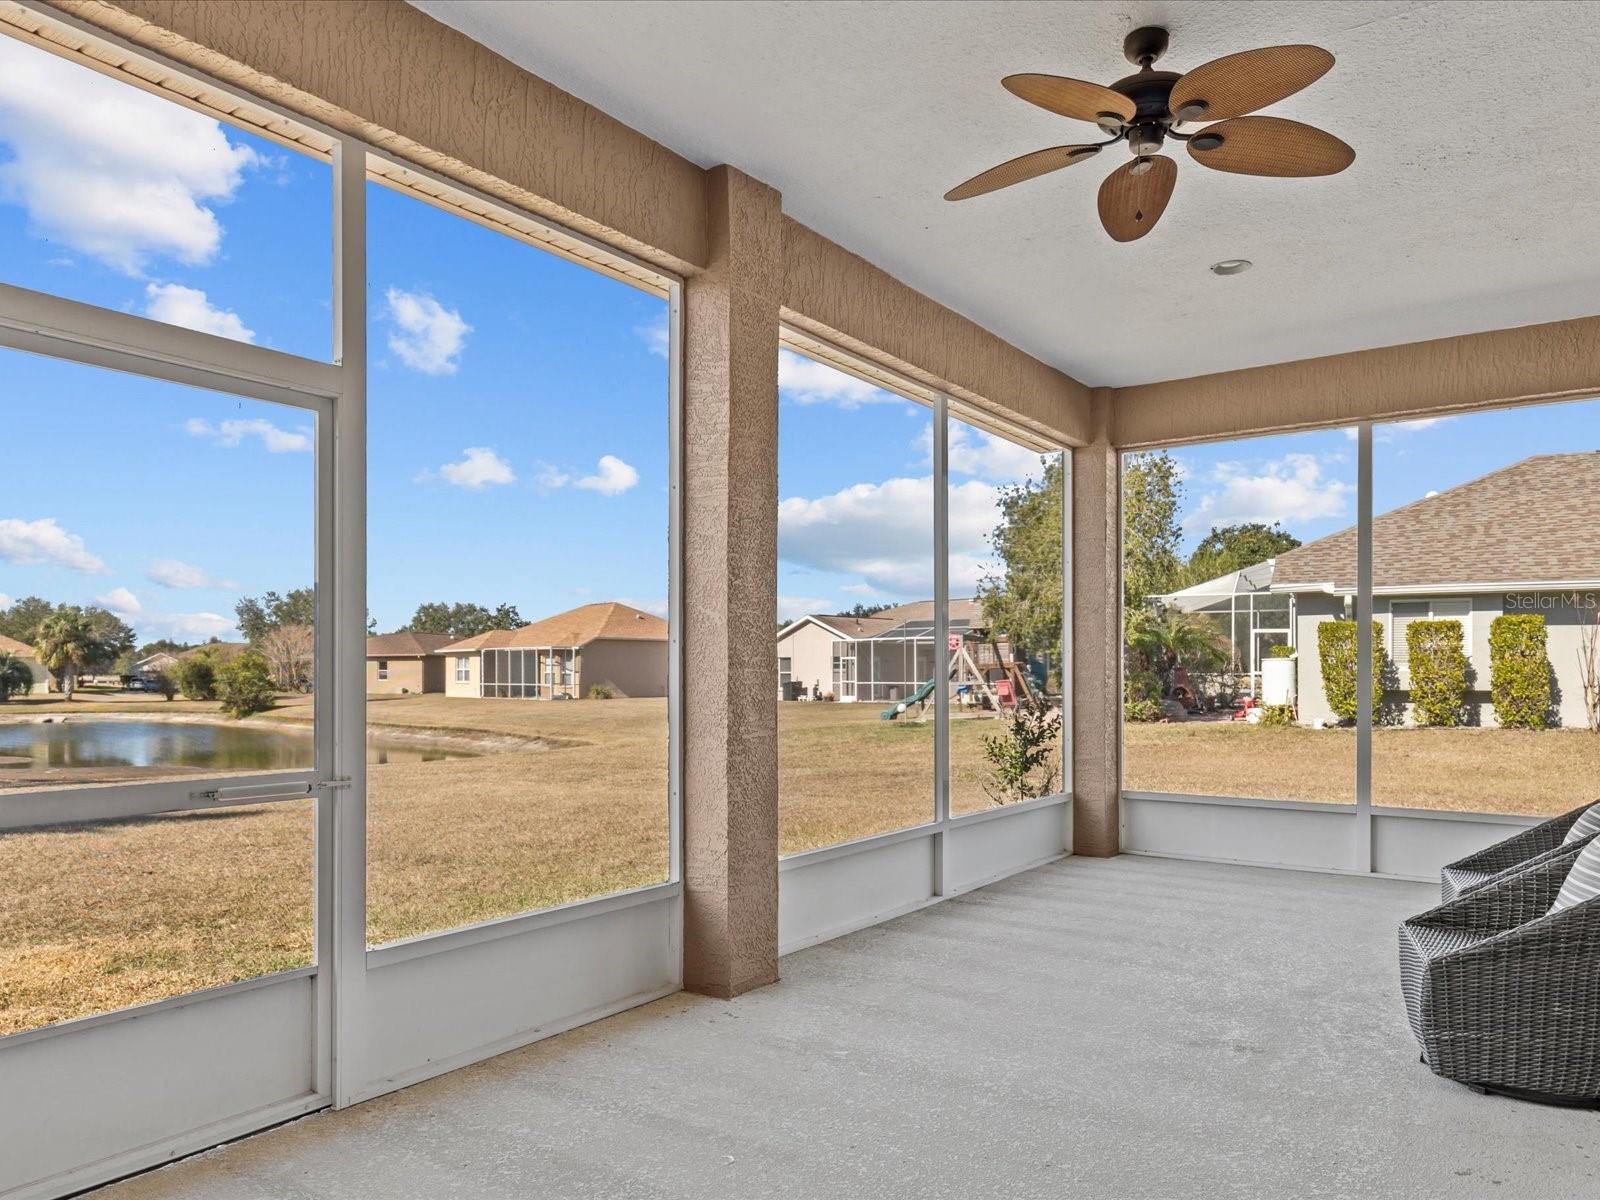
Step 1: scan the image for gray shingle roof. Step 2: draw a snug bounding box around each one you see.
[1271,453,1600,591]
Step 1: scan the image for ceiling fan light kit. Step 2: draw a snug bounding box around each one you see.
[945,26,1353,242]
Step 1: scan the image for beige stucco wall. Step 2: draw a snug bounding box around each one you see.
[579,640,668,699]
[1113,314,1600,451]
[777,621,837,701]
[442,652,478,698]
[366,656,443,695]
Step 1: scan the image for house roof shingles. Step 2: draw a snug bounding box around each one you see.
[0,634,36,658]
[366,632,457,658]
[441,602,667,653]
[1271,452,1600,592]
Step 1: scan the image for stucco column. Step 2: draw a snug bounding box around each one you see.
[1072,388,1122,856]
[682,166,782,998]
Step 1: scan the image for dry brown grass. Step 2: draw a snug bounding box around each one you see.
[17,695,1586,1036]
[1124,721,1600,813]
[0,695,1032,1034]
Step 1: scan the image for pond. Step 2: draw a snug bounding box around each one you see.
[0,719,476,774]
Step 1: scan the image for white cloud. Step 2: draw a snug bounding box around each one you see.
[779,349,898,408]
[1186,454,1352,530]
[576,455,639,496]
[385,287,470,374]
[1344,417,1452,442]
[778,475,1000,596]
[619,596,669,618]
[95,586,142,615]
[635,315,669,358]
[934,423,1047,482]
[0,593,12,611]
[147,559,234,590]
[777,594,839,623]
[0,36,259,274]
[143,283,254,343]
[136,611,239,643]
[535,464,572,491]
[0,517,106,573]
[184,417,311,453]
[435,447,516,491]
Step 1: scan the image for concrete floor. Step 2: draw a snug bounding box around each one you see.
[93,856,1598,1200]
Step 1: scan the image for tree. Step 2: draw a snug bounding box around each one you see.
[1184,522,1301,585]
[980,456,1065,665]
[258,624,314,692]
[1123,452,1184,610]
[1125,607,1230,694]
[151,670,178,701]
[0,652,35,702]
[83,607,136,673]
[172,649,222,701]
[216,650,276,718]
[235,587,316,644]
[0,595,54,645]
[982,698,1061,804]
[844,602,891,618]
[135,638,196,660]
[31,607,103,701]
[403,601,524,639]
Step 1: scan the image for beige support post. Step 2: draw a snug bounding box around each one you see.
[1072,389,1122,856]
[681,166,782,998]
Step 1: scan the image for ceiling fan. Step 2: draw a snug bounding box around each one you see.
[945,26,1354,242]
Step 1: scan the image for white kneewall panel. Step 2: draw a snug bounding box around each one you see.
[946,798,1072,893]
[0,975,317,1200]
[357,892,679,1102]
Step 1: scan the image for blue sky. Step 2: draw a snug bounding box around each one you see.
[1152,399,1600,563]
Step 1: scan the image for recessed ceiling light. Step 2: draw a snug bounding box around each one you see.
[1210,259,1252,276]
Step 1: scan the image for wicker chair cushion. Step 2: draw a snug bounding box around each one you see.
[1551,838,1600,912]
[1565,804,1600,845]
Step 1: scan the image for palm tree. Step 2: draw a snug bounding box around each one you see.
[32,607,103,702]
[0,652,34,702]
[1125,607,1230,695]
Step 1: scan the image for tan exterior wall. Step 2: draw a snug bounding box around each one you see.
[776,621,837,700]
[1071,391,1121,857]
[366,656,442,695]
[1113,314,1600,450]
[443,652,479,698]
[578,640,668,699]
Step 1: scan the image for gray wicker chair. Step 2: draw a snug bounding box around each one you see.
[1401,840,1600,1104]
[1438,800,1599,901]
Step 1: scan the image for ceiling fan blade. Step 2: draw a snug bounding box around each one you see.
[1167,45,1334,122]
[944,145,1101,201]
[1097,155,1176,242]
[1187,116,1354,176]
[1002,74,1136,124]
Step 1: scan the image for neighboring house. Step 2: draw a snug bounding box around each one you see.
[0,633,52,693]
[366,632,454,694]
[1168,453,1600,727]
[441,602,668,699]
[134,651,181,676]
[776,599,985,702]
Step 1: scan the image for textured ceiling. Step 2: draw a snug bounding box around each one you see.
[412,1,1600,387]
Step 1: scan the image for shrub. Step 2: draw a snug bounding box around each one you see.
[216,650,276,719]
[1124,696,1164,723]
[587,682,617,700]
[1406,619,1467,726]
[1490,613,1551,729]
[172,652,218,701]
[1267,644,1295,659]
[1317,620,1386,724]
[151,670,177,701]
[0,652,35,701]
[982,700,1061,804]
[1258,703,1296,726]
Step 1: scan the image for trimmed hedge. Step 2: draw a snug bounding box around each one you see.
[1317,620,1386,723]
[1490,613,1551,729]
[1406,619,1467,726]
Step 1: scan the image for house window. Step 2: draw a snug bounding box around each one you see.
[376,660,389,681]
[455,656,469,682]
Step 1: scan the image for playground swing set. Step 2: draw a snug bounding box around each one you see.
[880,636,1042,721]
